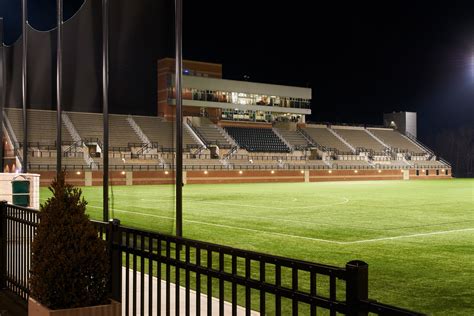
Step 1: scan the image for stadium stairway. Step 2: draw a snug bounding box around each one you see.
[301,125,353,153]
[272,128,295,151]
[326,127,356,153]
[275,128,312,150]
[367,128,426,155]
[365,128,390,148]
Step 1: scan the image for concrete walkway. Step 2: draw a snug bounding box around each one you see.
[122,268,259,315]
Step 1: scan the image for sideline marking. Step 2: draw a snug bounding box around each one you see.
[86,205,344,244]
[192,198,350,210]
[136,196,350,211]
[344,227,474,244]
[85,205,474,245]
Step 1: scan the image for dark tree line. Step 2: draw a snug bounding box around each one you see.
[435,127,474,178]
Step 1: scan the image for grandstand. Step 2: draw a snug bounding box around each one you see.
[189,118,233,149]
[274,127,312,150]
[224,126,290,153]
[5,108,73,147]
[1,59,451,182]
[368,127,426,154]
[2,108,450,174]
[332,126,387,154]
[300,125,353,153]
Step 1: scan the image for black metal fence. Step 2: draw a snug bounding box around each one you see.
[0,202,424,315]
[0,202,38,301]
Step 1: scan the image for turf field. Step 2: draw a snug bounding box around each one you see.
[40,179,474,315]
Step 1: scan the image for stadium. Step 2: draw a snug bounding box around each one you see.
[2,58,452,185]
[0,1,472,316]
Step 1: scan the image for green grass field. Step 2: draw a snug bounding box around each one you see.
[40,179,474,315]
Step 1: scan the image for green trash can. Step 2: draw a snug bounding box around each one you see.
[12,176,30,207]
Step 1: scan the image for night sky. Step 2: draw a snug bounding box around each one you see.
[1,0,474,149]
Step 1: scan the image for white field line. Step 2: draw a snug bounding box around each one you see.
[138,197,350,211]
[343,227,474,244]
[86,205,474,245]
[43,196,373,230]
[86,205,345,244]
[43,196,356,228]
[44,195,350,211]
[40,198,474,244]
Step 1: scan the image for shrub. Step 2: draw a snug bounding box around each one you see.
[30,173,109,309]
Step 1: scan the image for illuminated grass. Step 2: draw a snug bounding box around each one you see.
[41,179,474,315]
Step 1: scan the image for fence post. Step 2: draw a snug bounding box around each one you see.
[109,219,122,302]
[346,260,369,316]
[0,200,7,290]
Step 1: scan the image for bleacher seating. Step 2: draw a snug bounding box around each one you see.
[194,122,232,149]
[368,128,425,154]
[133,116,198,150]
[66,111,103,143]
[302,126,352,153]
[67,112,141,149]
[333,127,386,153]
[2,109,450,172]
[28,154,90,170]
[5,108,73,147]
[225,127,290,152]
[109,115,142,148]
[275,128,311,150]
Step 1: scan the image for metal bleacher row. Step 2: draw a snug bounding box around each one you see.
[301,126,353,153]
[2,108,449,171]
[224,127,290,153]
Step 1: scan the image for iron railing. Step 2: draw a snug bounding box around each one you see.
[0,202,39,301]
[0,202,425,315]
[26,162,449,172]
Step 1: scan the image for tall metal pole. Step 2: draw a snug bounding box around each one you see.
[56,0,63,175]
[0,18,4,172]
[175,0,183,237]
[102,0,109,222]
[21,0,28,173]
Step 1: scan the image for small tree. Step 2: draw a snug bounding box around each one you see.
[30,173,109,309]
